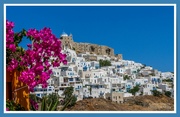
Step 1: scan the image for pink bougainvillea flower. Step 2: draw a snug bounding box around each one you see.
[6,20,16,52]
[27,44,32,48]
[7,58,18,71]
[9,44,16,52]
[30,99,39,110]
[6,21,67,92]
[63,60,68,65]
[6,108,9,111]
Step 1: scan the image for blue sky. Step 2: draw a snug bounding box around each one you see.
[6,6,174,72]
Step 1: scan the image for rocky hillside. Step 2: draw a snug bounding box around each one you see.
[65,95,174,111]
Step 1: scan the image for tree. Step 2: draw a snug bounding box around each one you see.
[123,75,130,80]
[165,91,171,97]
[151,90,162,97]
[162,79,173,82]
[99,59,111,67]
[129,85,140,96]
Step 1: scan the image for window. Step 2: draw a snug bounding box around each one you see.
[36,94,40,97]
[69,78,73,81]
[119,96,121,98]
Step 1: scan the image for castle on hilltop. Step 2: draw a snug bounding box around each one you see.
[59,32,123,60]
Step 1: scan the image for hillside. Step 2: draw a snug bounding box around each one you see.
[65,95,174,111]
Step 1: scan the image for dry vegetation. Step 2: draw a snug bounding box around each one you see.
[65,95,174,111]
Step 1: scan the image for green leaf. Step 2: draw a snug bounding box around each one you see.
[50,100,59,111]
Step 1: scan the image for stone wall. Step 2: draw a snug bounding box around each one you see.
[115,54,123,60]
[83,55,98,61]
[60,34,116,57]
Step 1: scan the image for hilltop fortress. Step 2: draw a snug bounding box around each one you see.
[59,32,123,60]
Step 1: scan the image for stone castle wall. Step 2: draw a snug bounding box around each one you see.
[60,34,116,57]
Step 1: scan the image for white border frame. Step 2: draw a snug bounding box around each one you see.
[4,4,177,114]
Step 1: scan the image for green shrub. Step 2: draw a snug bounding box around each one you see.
[99,59,111,67]
[152,90,162,97]
[29,94,42,103]
[61,87,77,111]
[6,100,25,111]
[128,85,140,96]
[123,75,130,80]
[165,91,171,97]
[41,93,59,111]
[162,79,173,82]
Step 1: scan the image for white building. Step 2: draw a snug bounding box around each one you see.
[141,83,156,95]
[43,46,174,101]
[31,85,55,98]
[161,72,174,80]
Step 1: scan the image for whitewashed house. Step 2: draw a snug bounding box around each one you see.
[141,83,156,95]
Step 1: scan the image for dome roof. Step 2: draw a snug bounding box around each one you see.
[61,32,68,37]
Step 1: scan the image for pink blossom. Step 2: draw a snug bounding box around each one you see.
[27,44,32,48]
[52,61,60,67]
[30,99,39,110]
[7,58,18,71]
[7,21,67,92]
[6,108,9,111]
[42,82,48,88]
[6,20,16,52]
[63,60,68,65]
[35,65,44,72]
[9,44,16,52]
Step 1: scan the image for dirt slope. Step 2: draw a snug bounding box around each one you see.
[65,95,174,111]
